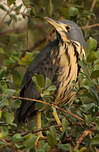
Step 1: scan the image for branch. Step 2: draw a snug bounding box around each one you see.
[12,95,84,121]
[0,94,84,121]
[0,6,15,28]
[0,139,16,151]
[85,0,96,27]
[82,23,99,29]
[21,124,62,136]
[74,126,96,150]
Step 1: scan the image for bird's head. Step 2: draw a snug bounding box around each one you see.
[45,17,71,42]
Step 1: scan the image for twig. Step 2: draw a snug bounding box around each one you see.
[21,124,62,136]
[74,127,96,151]
[0,12,8,28]
[0,139,16,150]
[85,0,96,27]
[49,0,53,17]
[0,94,83,121]
[74,129,91,150]
[83,23,99,29]
[12,95,84,121]
[18,121,88,136]
[0,6,14,28]
[90,0,96,12]
[26,29,29,49]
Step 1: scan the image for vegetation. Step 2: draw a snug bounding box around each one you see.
[0,0,99,151]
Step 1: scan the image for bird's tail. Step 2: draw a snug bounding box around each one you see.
[14,99,36,124]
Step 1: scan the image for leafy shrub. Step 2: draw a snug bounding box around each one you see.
[0,0,99,152]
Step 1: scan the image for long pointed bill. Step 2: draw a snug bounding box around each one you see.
[45,17,71,42]
[45,17,62,30]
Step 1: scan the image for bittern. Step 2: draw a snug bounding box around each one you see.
[16,17,86,145]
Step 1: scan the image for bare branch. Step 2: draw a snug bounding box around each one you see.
[85,0,96,27]
[12,95,84,121]
[0,94,84,121]
[74,127,96,150]
[83,23,99,29]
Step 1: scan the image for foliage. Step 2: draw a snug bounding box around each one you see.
[0,0,99,152]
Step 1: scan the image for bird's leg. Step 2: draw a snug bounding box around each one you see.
[34,111,44,147]
[52,107,63,132]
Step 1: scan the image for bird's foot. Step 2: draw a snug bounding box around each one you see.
[34,132,46,148]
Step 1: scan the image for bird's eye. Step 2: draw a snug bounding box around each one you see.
[65,25,71,31]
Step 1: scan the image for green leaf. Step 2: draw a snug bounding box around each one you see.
[36,74,45,89]
[0,141,5,145]
[47,85,56,92]
[32,75,41,93]
[0,127,8,138]
[95,49,99,59]
[45,77,51,88]
[94,61,99,70]
[78,61,91,81]
[69,7,79,17]
[14,144,24,149]
[32,73,45,93]
[47,126,57,147]
[86,37,97,53]
[95,117,99,130]
[11,70,21,86]
[0,48,4,54]
[10,99,21,109]
[91,70,99,79]
[91,135,99,146]
[2,112,14,124]
[80,147,87,152]
[41,90,50,97]
[89,86,99,103]
[58,144,72,152]
[62,118,69,131]
[60,8,69,18]
[0,4,8,11]
[3,89,16,97]
[18,52,33,66]
[87,51,96,62]
[0,66,7,79]
[84,114,92,125]
[12,134,22,143]
[80,103,98,115]
[0,110,2,119]
[23,134,37,148]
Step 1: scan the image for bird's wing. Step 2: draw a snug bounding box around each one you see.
[15,40,58,122]
[21,40,58,90]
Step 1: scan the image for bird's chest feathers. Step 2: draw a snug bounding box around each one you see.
[52,42,78,104]
[57,42,78,82]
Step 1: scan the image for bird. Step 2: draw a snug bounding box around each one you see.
[15,17,86,145]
